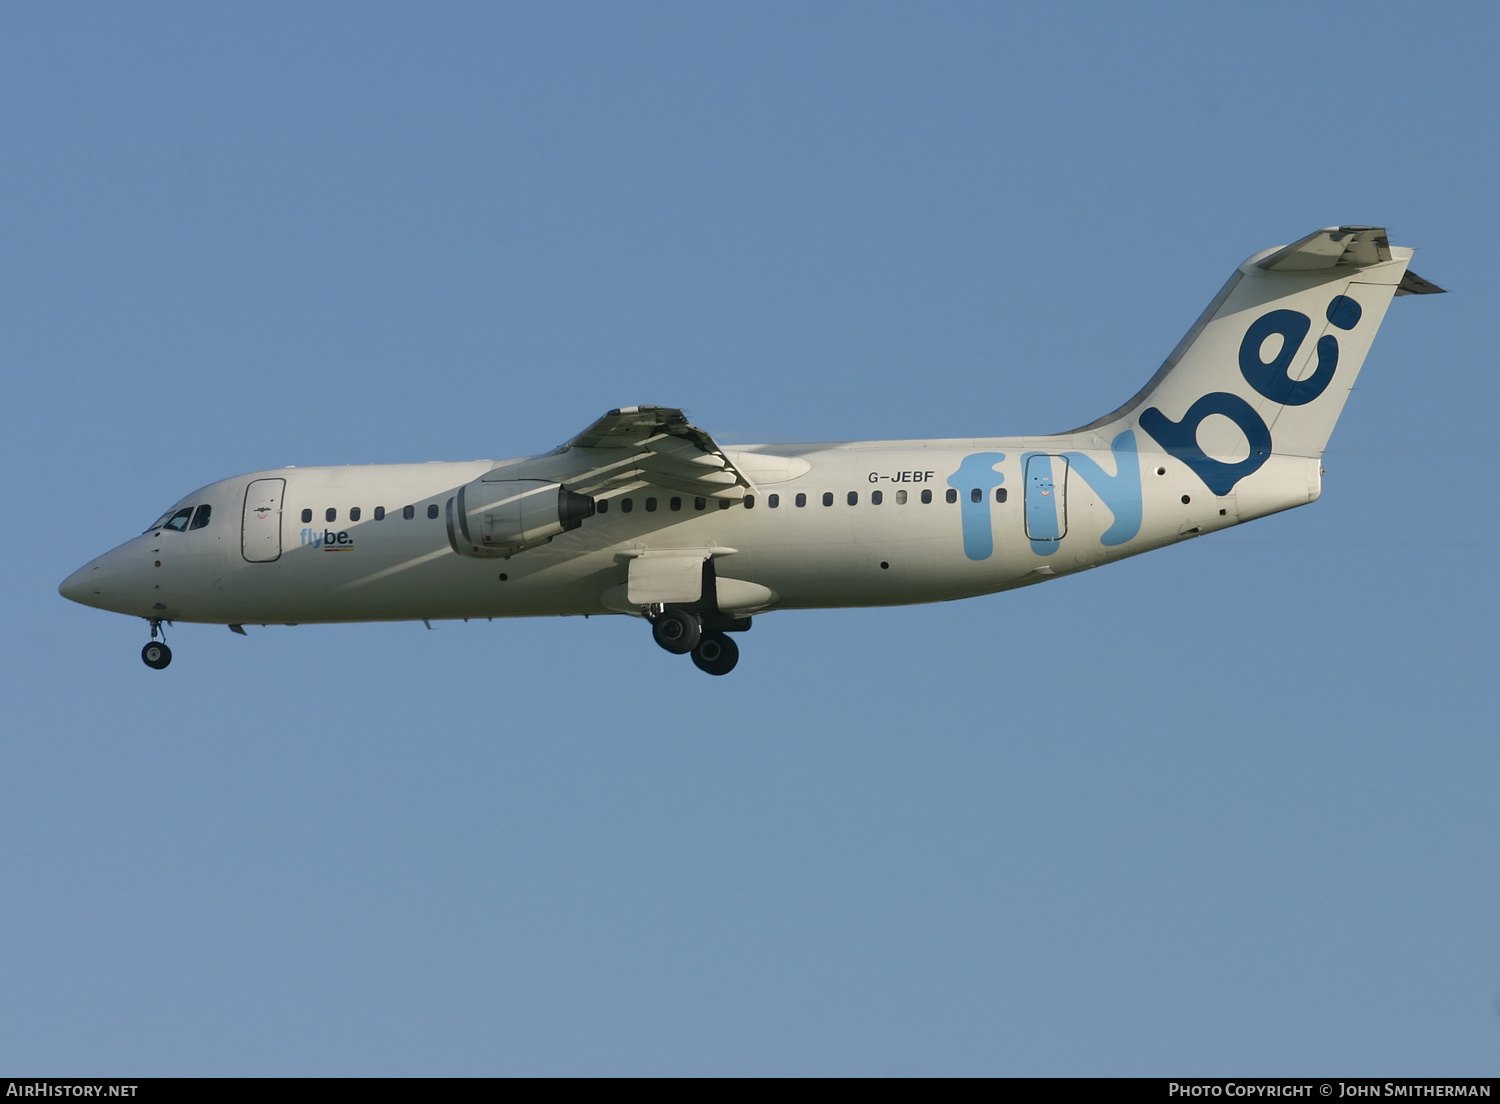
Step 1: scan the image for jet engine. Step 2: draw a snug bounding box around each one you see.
[446,478,594,558]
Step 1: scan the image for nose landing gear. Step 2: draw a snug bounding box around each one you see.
[141,619,172,669]
[142,641,172,669]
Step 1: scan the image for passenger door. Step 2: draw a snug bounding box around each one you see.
[241,478,285,563]
[1024,454,1068,543]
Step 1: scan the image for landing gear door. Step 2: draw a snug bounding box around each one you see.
[627,551,709,606]
[242,478,286,563]
[1024,454,1068,542]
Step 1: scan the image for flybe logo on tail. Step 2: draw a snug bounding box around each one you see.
[1139,295,1362,496]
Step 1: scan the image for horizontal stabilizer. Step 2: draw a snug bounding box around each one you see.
[1396,269,1446,296]
[1256,225,1394,272]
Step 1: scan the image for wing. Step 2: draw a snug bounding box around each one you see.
[549,405,755,501]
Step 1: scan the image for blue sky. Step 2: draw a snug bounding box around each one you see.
[3,1,1498,1075]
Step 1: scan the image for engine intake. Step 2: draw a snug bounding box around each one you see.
[446,479,594,558]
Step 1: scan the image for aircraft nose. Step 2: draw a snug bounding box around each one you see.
[59,559,106,607]
[59,565,90,603]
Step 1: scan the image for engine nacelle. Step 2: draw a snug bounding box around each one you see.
[446,478,595,558]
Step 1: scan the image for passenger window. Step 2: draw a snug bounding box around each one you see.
[970,488,981,504]
[768,494,780,508]
[301,508,313,524]
[670,497,681,511]
[350,507,361,522]
[326,508,337,523]
[795,493,807,507]
[694,497,706,511]
[596,499,609,513]
[896,489,907,505]
[164,507,193,532]
[427,504,438,519]
[921,489,932,504]
[995,488,1007,503]
[403,505,415,520]
[621,498,634,513]
[822,492,833,507]
[719,499,731,510]
[190,504,212,530]
[645,497,658,512]
[945,489,958,504]
[375,506,386,520]
[744,495,755,509]
[871,490,882,505]
[847,491,858,506]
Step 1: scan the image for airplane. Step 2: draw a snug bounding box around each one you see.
[59,226,1442,675]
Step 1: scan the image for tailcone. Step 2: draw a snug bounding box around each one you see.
[1235,455,1323,523]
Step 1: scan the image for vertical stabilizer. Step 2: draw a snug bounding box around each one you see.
[1071,227,1438,504]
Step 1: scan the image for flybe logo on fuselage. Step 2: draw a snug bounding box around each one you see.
[1138,294,1363,496]
[300,528,355,551]
[944,294,1362,561]
[946,432,1145,563]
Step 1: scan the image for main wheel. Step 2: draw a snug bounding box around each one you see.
[691,631,739,676]
[651,609,701,655]
[141,641,172,669]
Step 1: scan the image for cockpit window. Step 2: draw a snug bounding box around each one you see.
[189,504,212,530]
[163,507,194,532]
[145,511,174,533]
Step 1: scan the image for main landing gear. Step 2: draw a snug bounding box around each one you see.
[651,609,701,654]
[649,608,747,676]
[141,619,172,669]
[690,631,738,676]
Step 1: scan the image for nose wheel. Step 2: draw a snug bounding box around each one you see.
[141,618,172,669]
[142,641,172,669]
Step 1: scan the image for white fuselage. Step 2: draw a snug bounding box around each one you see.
[62,437,1317,627]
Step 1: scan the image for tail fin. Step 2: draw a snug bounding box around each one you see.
[1074,227,1441,498]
